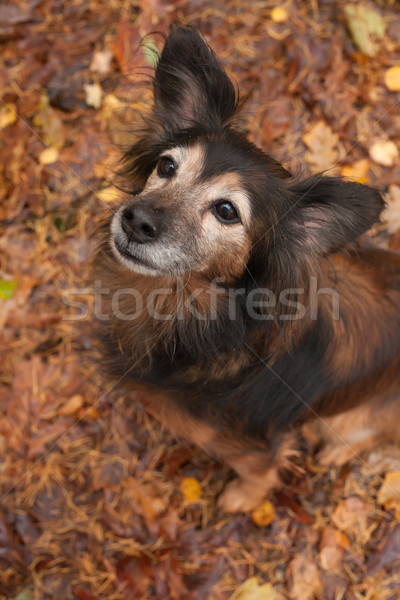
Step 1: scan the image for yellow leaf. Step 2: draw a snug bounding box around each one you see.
[384,66,400,92]
[180,477,202,501]
[0,103,17,129]
[97,186,121,203]
[102,93,123,120]
[33,95,65,149]
[59,394,84,416]
[341,158,370,183]
[234,577,280,600]
[0,279,18,300]
[271,7,288,23]
[344,5,385,58]
[143,37,160,69]
[251,500,276,527]
[39,148,59,165]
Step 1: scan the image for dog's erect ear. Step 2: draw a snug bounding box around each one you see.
[290,176,385,255]
[153,26,238,132]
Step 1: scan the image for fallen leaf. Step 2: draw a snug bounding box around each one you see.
[0,279,18,299]
[287,554,322,600]
[14,585,34,600]
[331,496,370,543]
[90,50,113,74]
[384,66,400,92]
[113,20,143,76]
[234,577,281,600]
[382,185,400,235]
[367,525,400,575]
[72,588,102,600]
[143,37,160,68]
[319,527,349,571]
[260,96,291,144]
[341,158,370,183]
[369,140,399,167]
[344,4,385,58]
[251,500,276,527]
[180,477,202,501]
[102,93,123,118]
[0,103,17,129]
[59,394,84,416]
[377,471,400,517]
[96,186,122,203]
[303,120,339,172]
[270,7,288,23]
[33,95,65,149]
[39,147,59,165]
[84,83,102,109]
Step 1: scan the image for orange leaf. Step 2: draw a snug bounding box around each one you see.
[180,477,202,501]
[251,500,276,527]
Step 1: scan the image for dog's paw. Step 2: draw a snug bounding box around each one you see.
[217,478,266,513]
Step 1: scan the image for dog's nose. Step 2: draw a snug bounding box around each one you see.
[121,205,162,243]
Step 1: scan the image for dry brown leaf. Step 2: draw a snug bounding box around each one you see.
[303,121,339,172]
[90,50,113,74]
[287,554,322,600]
[331,496,370,543]
[59,394,84,416]
[39,148,59,165]
[319,527,349,571]
[369,140,399,167]
[382,185,400,235]
[377,471,400,517]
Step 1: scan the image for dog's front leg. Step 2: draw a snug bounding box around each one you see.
[150,395,299,512]
[216,433,300,513]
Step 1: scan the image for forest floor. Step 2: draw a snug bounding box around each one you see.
[1,0,400,598]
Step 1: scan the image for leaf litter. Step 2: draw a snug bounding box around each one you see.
[1,1,400,599]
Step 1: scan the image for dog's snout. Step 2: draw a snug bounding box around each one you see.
[121,205,162,244]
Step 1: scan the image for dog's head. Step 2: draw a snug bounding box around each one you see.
[110,26,384,288]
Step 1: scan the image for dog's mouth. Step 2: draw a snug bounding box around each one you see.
[112,238,159,272]
[114,239,148,265]
[114,239,141,263]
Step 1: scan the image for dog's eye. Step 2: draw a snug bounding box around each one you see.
[158,156,176,178]
[214,201,240,224]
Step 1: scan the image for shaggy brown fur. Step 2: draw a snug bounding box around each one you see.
[95,26,400,512]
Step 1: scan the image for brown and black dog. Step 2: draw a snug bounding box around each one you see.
[95,26,400,512]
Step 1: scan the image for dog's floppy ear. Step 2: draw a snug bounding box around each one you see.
[290,176,385,255]
[153,26,238,132]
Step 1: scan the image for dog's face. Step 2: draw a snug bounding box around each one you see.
[111,136,292,281]
[110,27,384,287]
[111,141,253,280]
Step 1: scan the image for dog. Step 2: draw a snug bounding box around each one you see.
[95,26,400,512]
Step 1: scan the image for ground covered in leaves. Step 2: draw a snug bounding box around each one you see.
[1,0,400,598]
